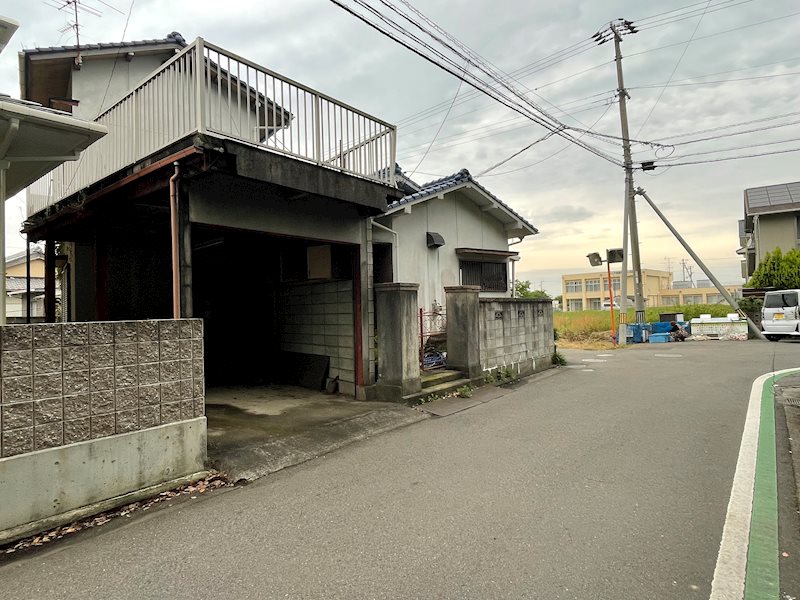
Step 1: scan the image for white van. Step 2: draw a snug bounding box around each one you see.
[602,300,620,311]
[761,289,800,341]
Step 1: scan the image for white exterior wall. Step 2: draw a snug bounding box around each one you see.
[71,54,171,119]
[379,191,512,315]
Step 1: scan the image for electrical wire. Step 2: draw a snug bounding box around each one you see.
[634,0,712,137]
[328,0,623,166]
[408,61,466,176]
[630,70,800,90]
[651,110,800,142]
[480,103,616,177]
[476,129,561,177]
[654,136,800,161]
[649,146,800,167]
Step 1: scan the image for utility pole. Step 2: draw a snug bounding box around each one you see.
[608,20,645,324]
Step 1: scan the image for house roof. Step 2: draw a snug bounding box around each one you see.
[20,32,187,57]
[388,168,538,238]
[6,246,45,268]
[744,181,800,216]
[6,276,44,293]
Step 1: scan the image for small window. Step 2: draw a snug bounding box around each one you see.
[588,298,602,310]
[684,294,703,305]
[661,296,679,306]
[565,280,582,292]
[460,260,508,292]
[603,277,620,291]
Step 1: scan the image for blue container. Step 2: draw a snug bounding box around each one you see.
[649,332,671,343]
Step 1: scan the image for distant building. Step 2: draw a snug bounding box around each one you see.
[561,269,741,310]
[738,181,800,278]
[561,269,672,311]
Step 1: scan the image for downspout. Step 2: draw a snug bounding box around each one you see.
[0,118,21,325]
[169,162,180,319]
[370,218,399,281]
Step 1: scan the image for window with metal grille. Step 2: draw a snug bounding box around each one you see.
[460,261,508,292]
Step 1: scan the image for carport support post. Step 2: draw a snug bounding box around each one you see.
[374,283,421,402]
[445,286,482,380]
[45,238,57,323]
[0,161,6,325]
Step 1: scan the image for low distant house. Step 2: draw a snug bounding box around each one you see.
[738,181,800,278]
[5,246,47,318]
[373,167,538,314]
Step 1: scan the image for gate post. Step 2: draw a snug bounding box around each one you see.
[375,283,421,402]
[445,286,482,380]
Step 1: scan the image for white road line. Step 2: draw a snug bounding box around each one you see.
[596,354,614,357]
[654,353,683,358]
[581,358,607,363]
[709,368,799,600]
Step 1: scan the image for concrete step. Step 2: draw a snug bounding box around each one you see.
[418,378,472,398]
[421,369,465,389]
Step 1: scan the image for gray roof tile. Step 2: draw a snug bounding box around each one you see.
[389,168,538,234]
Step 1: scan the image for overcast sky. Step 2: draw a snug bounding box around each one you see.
[2,0,798,295]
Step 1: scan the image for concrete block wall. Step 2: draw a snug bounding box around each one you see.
[0,320,205,458]
[278,281,356,395]
[479,299,554,377]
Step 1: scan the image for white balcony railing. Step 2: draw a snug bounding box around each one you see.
[27,38,397,217]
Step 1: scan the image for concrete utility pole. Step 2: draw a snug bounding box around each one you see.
[636,187,766,340]
[610,21,646,324]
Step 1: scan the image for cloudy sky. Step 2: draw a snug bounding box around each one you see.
[2,0,798,295]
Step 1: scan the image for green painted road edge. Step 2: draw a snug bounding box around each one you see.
[743,370,794,600]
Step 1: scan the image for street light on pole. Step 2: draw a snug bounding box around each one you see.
[588,248,624,348]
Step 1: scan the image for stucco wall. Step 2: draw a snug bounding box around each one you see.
[7,260,45,278]
[0,319,205,458]
[381,191,511,314]
[479,299,554,377]
[755,213,797,264]
[72,54,171,119]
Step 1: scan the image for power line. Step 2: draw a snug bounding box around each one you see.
[476,129,561,177]
[650,146,800,167]
[655,136,800,161]
[533,11,800,92]
[329,0,623,166]
[397,102,616,161]
[408,61,466,176]
[480,103,616,177]
[651,110,800,142]
[630,70,800,90]
[634,0,712,137]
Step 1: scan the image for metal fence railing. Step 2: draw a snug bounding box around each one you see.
[27,38,397,217]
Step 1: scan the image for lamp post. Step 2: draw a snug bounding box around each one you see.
[587,248,624,348]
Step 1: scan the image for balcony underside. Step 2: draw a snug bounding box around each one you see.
[24,133,401,241]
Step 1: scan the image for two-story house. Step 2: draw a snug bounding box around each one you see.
[738,181,800,278]
[20,33,400,398]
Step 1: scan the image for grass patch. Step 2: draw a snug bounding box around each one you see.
[554,304,733,349]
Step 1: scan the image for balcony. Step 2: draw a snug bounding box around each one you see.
[27,38,397,217]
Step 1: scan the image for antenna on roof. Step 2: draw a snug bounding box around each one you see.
[47,0,107,68]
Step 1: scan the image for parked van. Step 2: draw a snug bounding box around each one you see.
[761,289,800,341]
[602,300,620,310]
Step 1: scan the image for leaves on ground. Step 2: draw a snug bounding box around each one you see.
[2,473,233,555]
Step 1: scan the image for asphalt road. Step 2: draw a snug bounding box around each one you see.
[1,340,799,599]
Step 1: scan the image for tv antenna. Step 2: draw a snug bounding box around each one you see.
[45,0,117,68]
